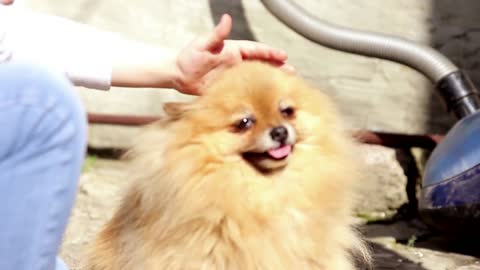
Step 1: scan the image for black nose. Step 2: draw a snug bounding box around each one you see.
[270,126,288,143]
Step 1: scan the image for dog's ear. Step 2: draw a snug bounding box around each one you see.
[163,102,192,119]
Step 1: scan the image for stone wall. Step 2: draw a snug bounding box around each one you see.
[23,0,480,148]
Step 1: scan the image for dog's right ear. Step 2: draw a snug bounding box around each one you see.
[163,102,192,119]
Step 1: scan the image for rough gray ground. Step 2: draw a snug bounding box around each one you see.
[61,157,480,270]
[59,159,127,269]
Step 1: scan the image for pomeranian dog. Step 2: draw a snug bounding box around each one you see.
[86,61,370,270]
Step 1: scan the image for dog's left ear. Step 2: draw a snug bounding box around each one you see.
[163,102,192,119]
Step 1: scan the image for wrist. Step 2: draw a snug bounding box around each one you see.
[145,47,190,92]
[111,42,184,90]
[151,52,183,90]
[168,53,187,92]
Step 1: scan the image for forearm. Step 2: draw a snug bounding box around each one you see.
[110,40,181,90]
[0,5,180,91]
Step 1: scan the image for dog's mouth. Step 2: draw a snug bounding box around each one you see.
[242,144,294,171]
[243,144,293,160]
[266,144,293,159]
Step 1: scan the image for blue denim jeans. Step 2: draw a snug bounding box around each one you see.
[0,62,87,270]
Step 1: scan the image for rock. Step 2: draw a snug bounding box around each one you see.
[455,265,480,270]
[363,218,480,270]
[87,124,139,149]
[362,219,430,243]
[370,242,479,270]
[355,144,409,218]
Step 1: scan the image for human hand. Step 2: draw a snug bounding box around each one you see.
[174,14,294,95]
[0,0,14,5]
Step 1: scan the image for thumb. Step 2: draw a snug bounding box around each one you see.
[202,14,232,53]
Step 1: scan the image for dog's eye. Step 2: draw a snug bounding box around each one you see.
[280,106,295,118]
[234,117,255,132]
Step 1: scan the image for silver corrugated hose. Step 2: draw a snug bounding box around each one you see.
[261,0,458,83]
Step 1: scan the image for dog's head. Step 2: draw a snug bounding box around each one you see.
[162,61,344,173]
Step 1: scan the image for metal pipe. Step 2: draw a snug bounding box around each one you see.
[87,113,443,149]
[87,113,160,126]
[353,130,443,150]
[260,0,458,83]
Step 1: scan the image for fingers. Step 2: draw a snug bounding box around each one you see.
[223,40,294,73]
[237,41,288,63]
[263,59,296,74]
[202,14,232,53]
[280,64,296,74]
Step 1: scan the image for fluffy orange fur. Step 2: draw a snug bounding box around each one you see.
[86,62,370,270]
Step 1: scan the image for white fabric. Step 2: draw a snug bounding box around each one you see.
[0,4,119,90]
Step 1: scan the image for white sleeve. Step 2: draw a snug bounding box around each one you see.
[0,5,122,90]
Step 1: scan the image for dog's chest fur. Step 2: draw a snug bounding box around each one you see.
[135,208,352,270]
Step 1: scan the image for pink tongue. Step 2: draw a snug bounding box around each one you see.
[267,145,292,159]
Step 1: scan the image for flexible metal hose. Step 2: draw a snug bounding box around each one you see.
[260,0,458,83]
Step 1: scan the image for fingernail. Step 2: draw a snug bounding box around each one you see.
[282,65,296,74]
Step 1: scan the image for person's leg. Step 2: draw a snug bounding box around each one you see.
[0,62,87,270]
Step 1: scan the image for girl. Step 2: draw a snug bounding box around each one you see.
[0,1,292,269]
